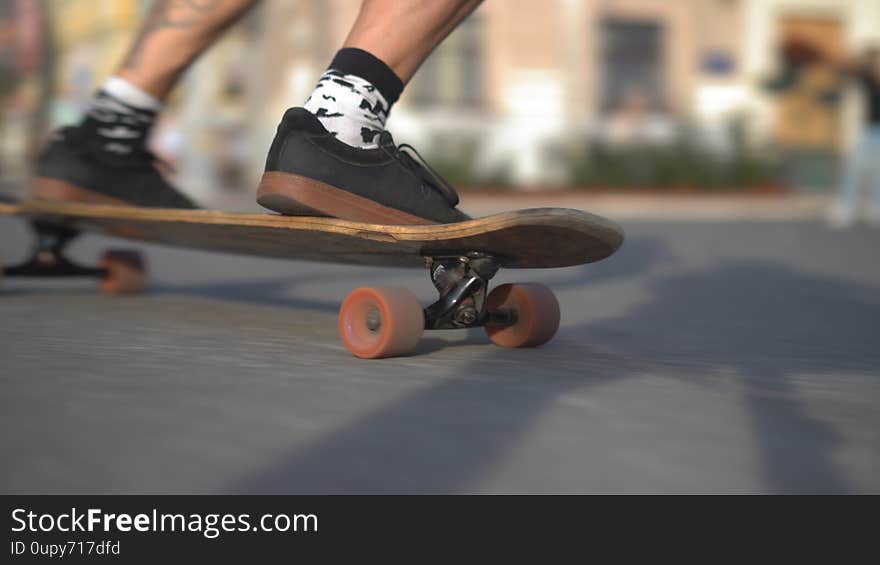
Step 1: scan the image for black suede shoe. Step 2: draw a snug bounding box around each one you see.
[257,107,470,224]
[33,126,197,209]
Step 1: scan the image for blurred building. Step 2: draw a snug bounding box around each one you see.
[743,0,880,188]
[262,0,880,189]
[47,0,141,121]
[2,0,880,198]
[0,0,53,189]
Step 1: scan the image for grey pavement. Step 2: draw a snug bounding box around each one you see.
[1,216,878,493]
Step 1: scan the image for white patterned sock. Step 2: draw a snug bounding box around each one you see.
[81,77,160,156]
[102,76,162,111]
[303,70,390,149]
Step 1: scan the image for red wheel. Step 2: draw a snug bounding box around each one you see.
[100,250,147,295]
[339,287,424,359]
[484,283,560,348]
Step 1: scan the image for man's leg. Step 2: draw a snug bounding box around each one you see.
[830,130,869,228]
[302,0,481,149]
[259,0,481,224]
[866,127,880,225]
[34,0,258,208]
[343,0,483,84]
[118,0,258,100]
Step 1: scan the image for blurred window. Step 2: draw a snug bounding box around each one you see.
[410,16,484,109]
[601,19,666,114]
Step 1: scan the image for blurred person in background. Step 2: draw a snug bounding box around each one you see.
[32,0,481,224]
[829,46,880,228]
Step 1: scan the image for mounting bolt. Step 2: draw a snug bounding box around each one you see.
[455,306,478,326]
[365,307,382,332]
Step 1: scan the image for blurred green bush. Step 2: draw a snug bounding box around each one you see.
[425,118,785,191]
[566,121,783,191]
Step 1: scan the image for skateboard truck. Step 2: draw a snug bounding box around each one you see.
[3,221,106,279]
[342,251,559,358]
[423,252,513,330]
[1,219,146,294]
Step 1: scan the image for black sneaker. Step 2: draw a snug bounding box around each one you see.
[33,126,197,209]
[257,107,470,224]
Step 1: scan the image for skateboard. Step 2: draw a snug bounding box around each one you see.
[0,197,624,358]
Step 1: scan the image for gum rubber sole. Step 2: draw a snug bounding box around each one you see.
[257,171,435,225]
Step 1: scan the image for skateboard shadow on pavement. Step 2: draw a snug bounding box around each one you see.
[542,234,674,289]
[229,256,879,494]
[144,237,668,318]
[0,273,349,315]
[225,236,668,494]
[150,277,341,314]
[231,347,622,494]
[576,260,880,494]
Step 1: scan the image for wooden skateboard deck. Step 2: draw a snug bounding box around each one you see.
[0,197,624,358]
[0,200,623,269]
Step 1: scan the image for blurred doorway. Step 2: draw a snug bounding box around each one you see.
[774,14,845,188]
[774,15,844,149]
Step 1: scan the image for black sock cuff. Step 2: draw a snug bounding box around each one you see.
[328,48,404,105]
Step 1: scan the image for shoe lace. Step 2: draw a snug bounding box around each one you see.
[378,131,459,207]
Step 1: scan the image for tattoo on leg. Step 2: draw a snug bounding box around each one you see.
[122,0,227,71]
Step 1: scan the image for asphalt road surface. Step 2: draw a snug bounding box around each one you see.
[1,216,878,493]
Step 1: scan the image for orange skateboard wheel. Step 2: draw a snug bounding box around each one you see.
[484,283,560,348]
[339,287,424,359]
[100,250,147,295]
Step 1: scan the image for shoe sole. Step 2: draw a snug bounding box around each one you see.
[257,171,435,225]
[33,177,130,206]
